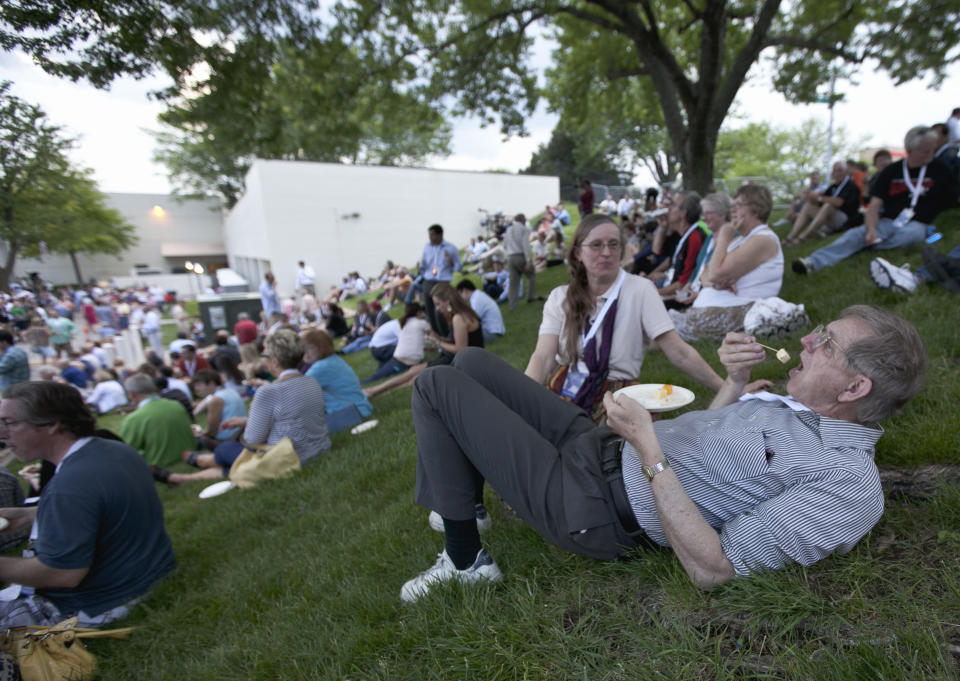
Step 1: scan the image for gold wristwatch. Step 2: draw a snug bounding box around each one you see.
[643,459,670,482]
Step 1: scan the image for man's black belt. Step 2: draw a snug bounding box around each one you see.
[599,433,645,538]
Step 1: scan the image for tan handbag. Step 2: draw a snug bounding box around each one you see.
[1,617,135,681]
[228,437,301,489]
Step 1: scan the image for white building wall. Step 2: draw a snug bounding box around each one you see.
[12,193,224,286]
[224,160,560,298]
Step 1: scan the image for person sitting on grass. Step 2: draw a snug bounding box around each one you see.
[399,306,924,601]
[362,303,429,384]
[185,369,247,456]
[302,329,373,434]
[84,369,129,415]
[0,381,176,627]
[364,284,482,400]
[794,125,960,276]
[166,329,330,485]
[118,373,196,470]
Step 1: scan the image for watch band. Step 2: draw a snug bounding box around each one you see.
[643,459,670,482]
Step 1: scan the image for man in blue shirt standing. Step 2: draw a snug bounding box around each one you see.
[419,224,461,337]
[0,330,29,391]
[259,271,282,319]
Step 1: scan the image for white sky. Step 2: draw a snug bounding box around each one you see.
[1,46,957,194]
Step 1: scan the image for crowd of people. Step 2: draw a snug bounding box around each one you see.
[0,119,956,632]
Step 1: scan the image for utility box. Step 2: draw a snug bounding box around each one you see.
[197,293,262,334]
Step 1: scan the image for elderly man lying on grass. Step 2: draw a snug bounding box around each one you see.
[401,305,925,601]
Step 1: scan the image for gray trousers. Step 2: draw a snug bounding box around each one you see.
[507,254,536,309]
[411,347,638,560]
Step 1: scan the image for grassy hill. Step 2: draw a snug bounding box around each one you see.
[87,208,960,679]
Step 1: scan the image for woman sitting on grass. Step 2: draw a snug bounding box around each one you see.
[362,303,429,384]
[184,368,247,455]
[668,184,783,342]
[364,284,483,399]
[302,329,373,433]
[167,329,331,485]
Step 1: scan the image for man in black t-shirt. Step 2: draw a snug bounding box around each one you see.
[794,126,960,274]
[0,382,175,628]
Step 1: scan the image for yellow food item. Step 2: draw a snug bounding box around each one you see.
[776,348,791,363]
[655,384,673,401]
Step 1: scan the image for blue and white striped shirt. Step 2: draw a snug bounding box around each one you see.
[621,397,884,577]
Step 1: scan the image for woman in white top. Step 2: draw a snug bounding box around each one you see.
[85,369,128,414]
[524,214,723,421]
[670,184,784,341]
[361,302,429,384]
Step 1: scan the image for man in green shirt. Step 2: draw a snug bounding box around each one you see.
[46,309,76,357]
[118,373,195,467]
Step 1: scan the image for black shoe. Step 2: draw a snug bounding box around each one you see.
[922,245,960,293]
[792,257,810,275]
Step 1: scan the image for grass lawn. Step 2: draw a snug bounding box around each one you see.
[50,206,960,678]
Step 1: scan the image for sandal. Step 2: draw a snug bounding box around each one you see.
[151,466,177,487]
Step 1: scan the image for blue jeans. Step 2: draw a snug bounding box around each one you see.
[341,335,372,354]
[363,357,410,383]
[326,405,364,434]
[916,243,960,282]
[808,218,928,272]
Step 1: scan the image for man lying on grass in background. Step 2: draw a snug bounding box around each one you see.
[401,305,924,601]
[0,382,175,627]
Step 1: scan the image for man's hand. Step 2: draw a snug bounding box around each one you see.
[864,229,882,246]
[717,332,767,386]
[603,391,654,448]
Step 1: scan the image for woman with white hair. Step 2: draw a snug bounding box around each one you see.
[85,369,129,414]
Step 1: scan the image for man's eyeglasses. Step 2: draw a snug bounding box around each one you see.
[810,324,849,357]
[581,240,622,253]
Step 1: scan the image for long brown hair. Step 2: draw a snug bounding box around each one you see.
[430,282,480,327]
[562,214,624,364]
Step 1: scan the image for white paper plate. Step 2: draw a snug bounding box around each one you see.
[614,384,696,413]
[198,480,237,500]
[0,517,9,532]
[350,419,379,435]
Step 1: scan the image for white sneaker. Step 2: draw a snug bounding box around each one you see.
[400,549,503,602]
[427,504,493,532]
[870,257,918,293]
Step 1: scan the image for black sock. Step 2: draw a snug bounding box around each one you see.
[443,517,482,570]
[474,475,485,506]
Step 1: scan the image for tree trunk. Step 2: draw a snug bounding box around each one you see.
[0,242,18,291]
[69,250,84,284]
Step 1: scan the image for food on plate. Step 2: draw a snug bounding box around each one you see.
[655,384,673,401]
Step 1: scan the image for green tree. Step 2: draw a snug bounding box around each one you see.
[153,35,451,206]
[714,118,866,200]
[0,83,135,288]
[523,126,632,199]
[333,0,960,193]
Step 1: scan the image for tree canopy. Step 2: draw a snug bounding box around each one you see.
[523,126,632,199]
[0,82,135,288]
[5,0,959,194]
[153,33,450,206]
[334,0,960,192]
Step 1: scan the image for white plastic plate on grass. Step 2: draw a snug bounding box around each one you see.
[198,480,236,500]
[613,384,695,413]
[350,419,379,435]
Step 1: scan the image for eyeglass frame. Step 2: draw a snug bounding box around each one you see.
[579,239,623,253]
[809,323,851,359]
